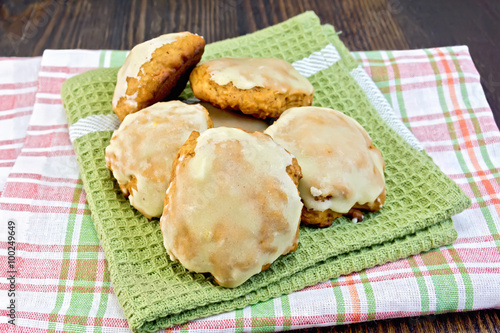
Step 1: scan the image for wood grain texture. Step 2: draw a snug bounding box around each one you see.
[0,1,499,332]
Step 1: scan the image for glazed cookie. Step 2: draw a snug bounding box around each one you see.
[160,127,303,288]
[264,106,386,227]
[189,57,314,119]
[112,32,205,121]
[105,101,213,219]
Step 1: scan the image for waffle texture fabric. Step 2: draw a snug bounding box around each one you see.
[60,12,470,333]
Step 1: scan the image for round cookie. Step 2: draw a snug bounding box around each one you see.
[160,127,303,288]
[105,101,213,219]
[264,106,386,227]
[189,57,314,119]
[112,32,205,121]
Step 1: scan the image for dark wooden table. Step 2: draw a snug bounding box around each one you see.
[1,1,499,332]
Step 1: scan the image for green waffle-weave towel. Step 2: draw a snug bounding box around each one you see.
[61,12,470,333]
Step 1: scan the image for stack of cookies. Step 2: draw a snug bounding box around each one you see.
[105,32,386,288]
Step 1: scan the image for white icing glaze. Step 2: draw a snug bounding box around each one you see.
[310,186,322,197]
[112,32,191,109]
[105,101,212,218]
[202,57,314,94]
[161,127,302,287]
[264,106,385,214]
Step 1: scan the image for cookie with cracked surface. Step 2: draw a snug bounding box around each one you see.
[160,127,303,288]
[189,57,314,119]
[112,32,205,121]
[105,101,213,219]
[264,106,386,227]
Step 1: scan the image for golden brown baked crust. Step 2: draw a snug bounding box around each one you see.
[301,188,386,228]
[189,59,313,119]
[113,33,205,121]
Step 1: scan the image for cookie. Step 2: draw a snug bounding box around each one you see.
[198,102,269,132]
[105,101,213,219]
[160,127,303,287]
[189,57,314,119]
[264,106,386,227]
[112,32,205,121]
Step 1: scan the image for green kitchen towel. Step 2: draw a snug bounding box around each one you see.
[61,12,470,333]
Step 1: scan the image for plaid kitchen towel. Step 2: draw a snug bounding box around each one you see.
[0,57,41,195]
[0,11,498,333]
[60,12,470,331]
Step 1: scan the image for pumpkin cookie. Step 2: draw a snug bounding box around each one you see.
[198,102,269,132]
[112,32,205,121]
[160,127,303,287]
[189,57,314,119]
[264,106,386,227]
[105,101,213,219]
